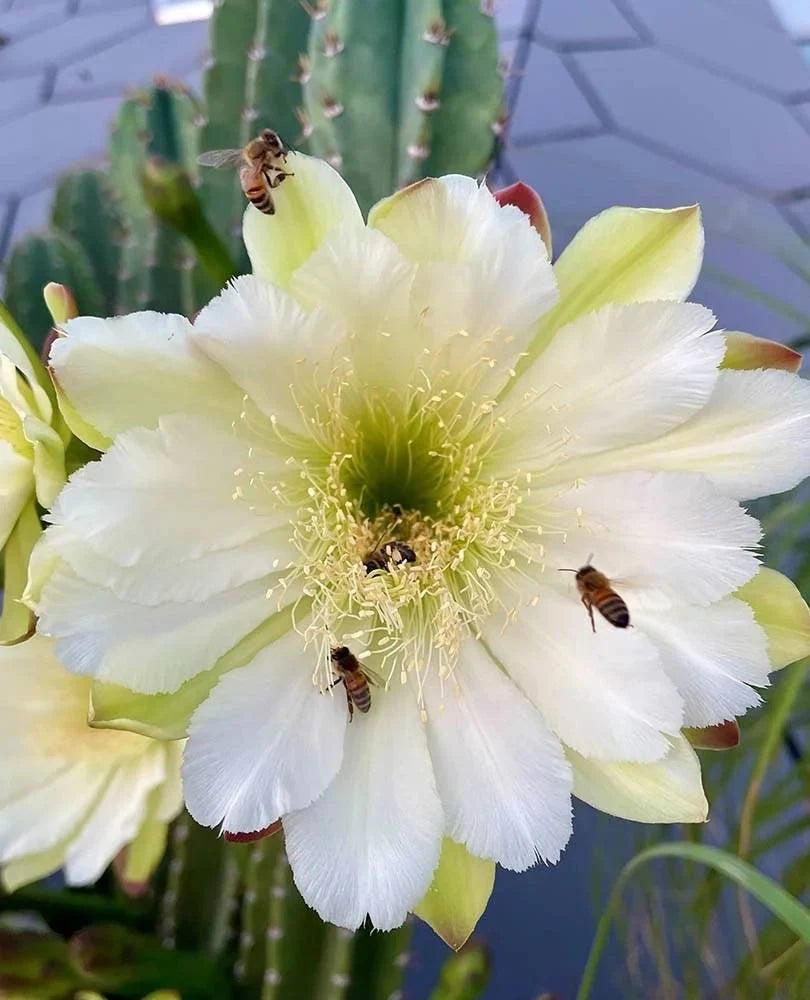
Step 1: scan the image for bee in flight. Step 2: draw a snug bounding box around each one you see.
[197,128,293,215]
[559,557,630,632]
[328,646,377,721]
[363,540,416,575]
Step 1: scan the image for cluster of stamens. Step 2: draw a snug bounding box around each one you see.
[230,356,571,708]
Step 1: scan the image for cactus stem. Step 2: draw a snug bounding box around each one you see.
[480,0,495,16]
[158,815,190,948]
[243,106,260,122]
[407,143,430,160]
[261,846,291,1000]
[327,152,343,169]
[416,91,441,112]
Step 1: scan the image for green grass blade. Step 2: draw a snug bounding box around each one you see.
[576,842,810,1000]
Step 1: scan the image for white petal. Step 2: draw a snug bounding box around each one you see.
[425,641,572,871]
[291,224,420,393]
[635,599,770,727]
[193,275,346,436]
[370,176,557,393]
[52,313,243,445]
[37,564,277,694]
[63,747,166,885]
[569,734,708,823]
[495,301,723,472]
[285,683,443,930]
[243,152,363,288]
[543,471,761,607]
[570,370,810,500]
[485,587,683,761]
[183,630,346,833]
[0,761,109,861]
[47,416,293,604]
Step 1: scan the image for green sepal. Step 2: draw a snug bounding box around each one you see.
[413,838,494,951]
[736,567,810,670]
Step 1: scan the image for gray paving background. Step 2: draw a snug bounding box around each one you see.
[1,1,810,997]
[1,1,809,349]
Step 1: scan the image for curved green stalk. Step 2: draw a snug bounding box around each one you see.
[575,842,810,1000]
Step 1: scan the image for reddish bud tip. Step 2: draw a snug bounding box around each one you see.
[684,719,740,751]
[224,820,282,843]
[492,182,552,257]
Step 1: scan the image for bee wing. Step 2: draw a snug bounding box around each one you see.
[197,148,243,168]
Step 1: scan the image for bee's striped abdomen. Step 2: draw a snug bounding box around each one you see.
[345,674,371,713]
[595,591,630,628]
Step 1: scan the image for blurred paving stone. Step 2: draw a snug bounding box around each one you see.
[507,133,806,253]
[786,198,810,239]
[0,7,150,75]
[536,0,640,48]
[0,0,67,40]
[708,0,781,27]
[574,47,810,195]
[54,19,208,99]
[0,72,45,121]
[0,95,120,198]
[626,0,810,97]
[495,0,531,41]
[509,43,602,143]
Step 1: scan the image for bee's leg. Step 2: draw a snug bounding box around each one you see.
[582,596,596,633]
[346,689,354,723]
[326,676,341,691]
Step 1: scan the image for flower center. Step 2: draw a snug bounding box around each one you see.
[274,381,547,698]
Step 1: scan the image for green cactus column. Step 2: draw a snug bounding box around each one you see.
[303,0,504,214]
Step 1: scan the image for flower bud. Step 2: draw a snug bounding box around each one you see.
[43,282,78,326]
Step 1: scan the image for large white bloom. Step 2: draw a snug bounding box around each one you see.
[30,158,810,932]
[0,635,182,891]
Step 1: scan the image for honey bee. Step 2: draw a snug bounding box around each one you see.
[197,128,293,215]
[329,646,376,720]
[363,540,416,574]
[223,820,282,843]
[560,557,630,632]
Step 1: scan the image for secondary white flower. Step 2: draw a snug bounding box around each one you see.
[30,156,810,933]
[0,307,66,641]
[0,635,182,891]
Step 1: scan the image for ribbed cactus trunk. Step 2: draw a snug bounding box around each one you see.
[303,0,503,213]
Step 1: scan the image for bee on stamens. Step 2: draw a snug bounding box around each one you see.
[559,556,630,631]
[363,540,417,575]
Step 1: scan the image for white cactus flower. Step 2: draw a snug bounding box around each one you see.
[29,157,810,936]
[0,635,182,891]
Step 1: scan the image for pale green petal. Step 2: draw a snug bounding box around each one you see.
[89,600,305,739]
[736,567,810,670]
[2,837,70,891]
[0,441,33,552]
[243,152,363,289]
[0,501,40,643]
[520,204,704,370]
[24,415,66,508]
[413,837,495,951]
[568,735,708,823]
[722,331,802,373]
[0,300,52,400]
